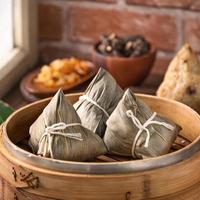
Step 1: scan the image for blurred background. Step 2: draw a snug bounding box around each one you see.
[1,0,200,106]
[38,0,200,81]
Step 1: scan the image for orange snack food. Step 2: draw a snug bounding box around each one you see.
[34,58,91,88]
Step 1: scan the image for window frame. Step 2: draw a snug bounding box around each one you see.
[0,0,38,97]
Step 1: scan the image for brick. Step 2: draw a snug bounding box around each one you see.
[184,15,200,52]
[151,55,172,75]
[79,0,115,3]
[190,1,200,10]
[142,55,172,88]
[38,4,63,40]
[127,0,194,9]
[94,0,115,2]
[67,7,177,51]
[39,45,91,64]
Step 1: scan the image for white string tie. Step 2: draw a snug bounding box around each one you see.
[39,122,83,158]
[126,110,174,156]
[80,95,109,118]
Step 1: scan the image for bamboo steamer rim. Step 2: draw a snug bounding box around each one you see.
[2,93,200,175]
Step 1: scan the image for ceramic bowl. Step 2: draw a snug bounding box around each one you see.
[92,43,156,88]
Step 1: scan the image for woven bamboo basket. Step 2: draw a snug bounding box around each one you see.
[0,93,200,200]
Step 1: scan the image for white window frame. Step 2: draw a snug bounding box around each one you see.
[0,0,38,97]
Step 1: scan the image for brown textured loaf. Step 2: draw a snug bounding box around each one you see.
[157,44,200,113]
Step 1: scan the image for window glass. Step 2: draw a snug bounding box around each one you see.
[0,0,13,60]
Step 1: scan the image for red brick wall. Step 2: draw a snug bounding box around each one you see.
[38,0,200,76]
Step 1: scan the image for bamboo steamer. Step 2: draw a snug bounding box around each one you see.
[1,93,200,200]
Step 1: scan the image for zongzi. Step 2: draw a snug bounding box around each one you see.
[104,89,181,159]
[29,89,107,161]
[74,68,123,137]
[157,44,200,113]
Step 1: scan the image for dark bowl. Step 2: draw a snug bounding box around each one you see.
[92,43,157,88]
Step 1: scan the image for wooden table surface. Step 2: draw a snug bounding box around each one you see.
[2,73,163,110]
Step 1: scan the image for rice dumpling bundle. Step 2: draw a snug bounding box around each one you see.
[104,89,181,159]
[74,68,123,137]
[157,44,200,114]
[29,89,107,161]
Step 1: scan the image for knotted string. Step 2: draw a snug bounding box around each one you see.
[39,122,83,158]
[126,110,174,157]
[79,95,109,118]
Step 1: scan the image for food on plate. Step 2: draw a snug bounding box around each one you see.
[34,58,92,88]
